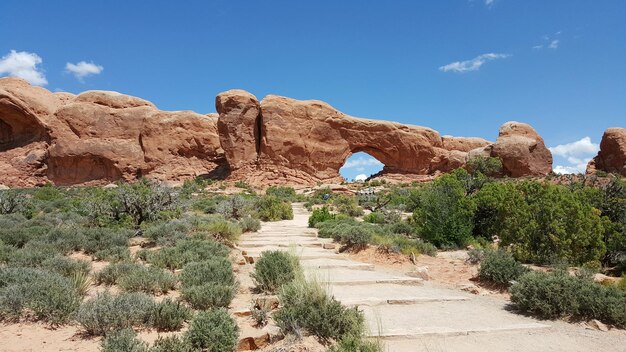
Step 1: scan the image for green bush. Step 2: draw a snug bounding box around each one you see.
[118,265,177,294]
[143,219,191,246]
[180,258,235,288]
[478,250,528,286]
[202,218,242,242]
[185,309,238,352]
[511,271,626,327]
[465,156,503,177]
[80,227,131,255]
[333,195,364,217]
[146,239,229,270]
[41,256,91,278]
[371,233,437,256]
[274,277,365,342]
[363,212,385,224]
[328,336,383,352]
[180,258,236,309]
[239,216,261,232]
[95,262,142,285]
[0,267,80,325]
[150,335,194,352]
[152,298,191,332]
[116,179,177,227]
[181,284,236,310]
[251,251,301,293]
[308,207,335,227]
[474,181,606,265]
[412,170,476,248]
[317,219,375,251]
[256,196,293,221]
[0,189,28,215]
[266,186,298,201]
[94,246,132,262]
[100,329,148,352]
[216,195,251,220]
[75,291,155,335]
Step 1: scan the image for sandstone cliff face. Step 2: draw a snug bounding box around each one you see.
[588,128,626,176]
[0,77,223,186]
[0,78,556,187]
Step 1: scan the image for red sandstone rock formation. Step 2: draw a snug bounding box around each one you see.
[588,128,626,176]
[0,78,554,187]
[0,77,223,186]
[490,121,553,177]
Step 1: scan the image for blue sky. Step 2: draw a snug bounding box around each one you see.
[1,1,624,181]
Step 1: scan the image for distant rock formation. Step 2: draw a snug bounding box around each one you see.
[587,128,626,177]
[0,77,555,187]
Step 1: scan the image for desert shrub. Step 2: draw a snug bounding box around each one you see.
[363,212,385,224]
[256,196,293,221]
[239,216,261,232]
[180,258,234,287]
[116,179,177,227]
[94,246,132,262]
[465,156,503,177]
[274,277,365,341]
[152,298,192,332]
[100,329,149,352]
[386,221,414,236]
[180,258,236,309]
[80,227,131,254]
[150,335,194,352]
[317,220,375,251]
[216,195,251,220]
[0,267,81,325]
[511,271,626,327]
[328,335,383,352]
[96,262,141,285]
[143,219,191,246]
[478,250,528,286]
[251,306,270,327]
[474,181,606,265]
[617,276,626,292]
[146,239,228,270]
[75,291,155,335]
[251,251,301,293]
[185,309,238,352]
[333,195,364,217]
[266,186,299,201]
[41,256,91,278]
[202,218,242,242]
[118,265,177,294]
[308,207,335,227]
[412,170,476,248]
[372,233,437,256]
[180,284,236,310]
[466,248,487,264]
[0,189,28,215]
[7,243,59,268]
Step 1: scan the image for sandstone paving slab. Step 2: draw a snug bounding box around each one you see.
[360,300,550,339]
[243,246,339,260]
[327,283,469,306]
[301,258,376,271]
[305,267,423,286]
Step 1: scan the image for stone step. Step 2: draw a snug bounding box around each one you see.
[238,241,324,248]
[301,258,375,271]
[305,267,423,286]
[360,300,550,339]
[244,246,338,260]
[328,283,469,306]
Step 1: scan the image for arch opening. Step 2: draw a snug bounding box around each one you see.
[0,102,46,152]
[339,151,385,183]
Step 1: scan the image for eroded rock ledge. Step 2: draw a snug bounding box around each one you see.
[0,77,555,187]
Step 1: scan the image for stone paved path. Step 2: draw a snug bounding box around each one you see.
[238,203,626,352]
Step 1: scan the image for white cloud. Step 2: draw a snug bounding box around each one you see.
[533,32,561,50]
[354,174,368,182]
[485,0,495,5]
[65,61,103,81]
[553,165,585,175]
[0,50,47,86]
[439,53,510,73]
[549,137,599,174]
[343,156,383,169]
